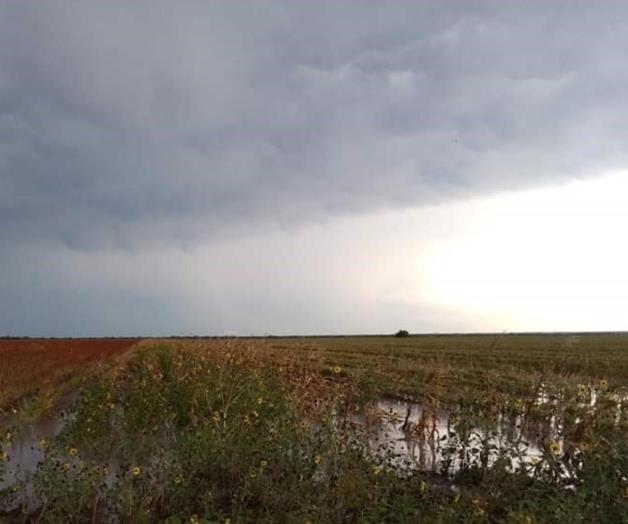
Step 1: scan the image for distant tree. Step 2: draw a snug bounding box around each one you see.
[395,329,410,338]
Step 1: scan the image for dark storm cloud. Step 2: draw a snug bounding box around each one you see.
[2,0,628,249]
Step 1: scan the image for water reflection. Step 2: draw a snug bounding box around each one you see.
[352,397,579,478]
[1,393,76,497]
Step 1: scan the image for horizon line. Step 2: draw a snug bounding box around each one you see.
[2,330,628,340]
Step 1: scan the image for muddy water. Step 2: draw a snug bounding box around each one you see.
[1,393,77,492]
[353,382,626,478]
[353,398,560,476]
[1,415,63,490]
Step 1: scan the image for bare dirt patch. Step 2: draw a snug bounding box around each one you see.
[0,339,139,409]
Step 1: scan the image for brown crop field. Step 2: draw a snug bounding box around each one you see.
[0,339,138,410]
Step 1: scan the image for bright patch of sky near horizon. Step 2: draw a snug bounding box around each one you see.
[19,171,625,336]
[421,171,628,331]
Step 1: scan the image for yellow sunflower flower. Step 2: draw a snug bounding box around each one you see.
[548,440,561,456]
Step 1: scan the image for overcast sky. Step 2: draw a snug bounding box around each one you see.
[2,1,628,336]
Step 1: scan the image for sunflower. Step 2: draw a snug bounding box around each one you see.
[131,466,142,477]
[68,447,78,456]
[333,366,342,375]
[548,440,561,456]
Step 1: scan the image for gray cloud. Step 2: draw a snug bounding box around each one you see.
[0,210,487,336]
[3,1,628,336]
[2,1,628,250]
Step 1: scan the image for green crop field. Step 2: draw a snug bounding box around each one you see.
[1,335,627,523]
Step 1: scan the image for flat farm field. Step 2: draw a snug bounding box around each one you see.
[0,338,138,410]
[1,334,627,523]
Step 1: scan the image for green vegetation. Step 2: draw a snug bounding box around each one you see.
[305,334,628,402]
[1,335,627,522]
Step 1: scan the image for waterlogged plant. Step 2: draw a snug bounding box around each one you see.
[1,338,627,523]
[0,343,441,521]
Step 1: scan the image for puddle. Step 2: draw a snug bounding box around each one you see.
[356,381,627,478]
[1,391,78,506]
[352,386,625,481]
[351,397,593,479]
[1,415,64,490]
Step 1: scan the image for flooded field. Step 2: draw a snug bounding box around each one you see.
[1,336,627,522]
[1,390,79,494]
[355,390,623,483]
[357,398,549,474]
